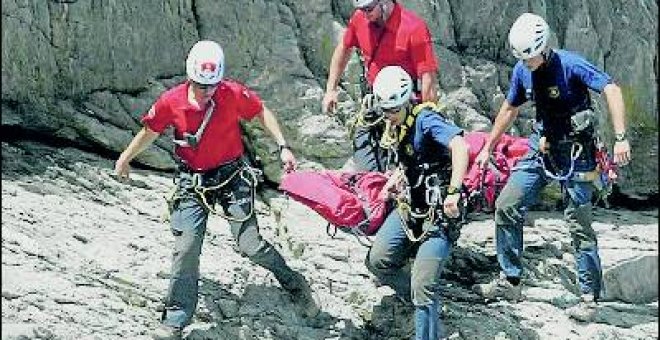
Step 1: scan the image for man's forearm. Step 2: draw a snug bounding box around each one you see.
[119,127,159,162]
[448,136,469,189]
[258,107,287,146]
[603,83,626,134]
[420,72,438,103]
[325,44,351,91]
[485,101,519,151]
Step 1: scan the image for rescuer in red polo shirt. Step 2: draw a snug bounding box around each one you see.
[114,40,319,340]
[322,0,440,172]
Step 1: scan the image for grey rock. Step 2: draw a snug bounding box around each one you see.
[1,323,54,340]
[603,255,659,304]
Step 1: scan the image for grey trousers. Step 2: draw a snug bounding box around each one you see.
[161,163,304,328]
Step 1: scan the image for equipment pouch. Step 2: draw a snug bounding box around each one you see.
[570,109,596,137]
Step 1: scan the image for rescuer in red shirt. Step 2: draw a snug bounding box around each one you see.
[322,0,440,172]
[115,40,319,340]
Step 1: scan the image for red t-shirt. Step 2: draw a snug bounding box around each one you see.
[343,3,439,85]
[141,80,263,171]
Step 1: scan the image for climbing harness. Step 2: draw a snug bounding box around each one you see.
[163,160,262,223]
[193,166,261,220]
[382,102,443,145]
[393,166,467,243]
[378,101,443,161]
[378,102,464,242]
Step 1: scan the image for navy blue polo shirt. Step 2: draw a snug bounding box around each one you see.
[506,49,612,111]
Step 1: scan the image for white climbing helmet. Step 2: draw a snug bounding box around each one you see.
[508,13,550,60]
[353,0,376,8]
[373,66,413,110]
[186,40,225,85]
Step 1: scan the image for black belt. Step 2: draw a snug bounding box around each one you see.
[176,157,242,175]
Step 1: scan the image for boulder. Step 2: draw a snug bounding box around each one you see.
[603,255,659,304]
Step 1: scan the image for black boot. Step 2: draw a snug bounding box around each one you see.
[283,271,321,318]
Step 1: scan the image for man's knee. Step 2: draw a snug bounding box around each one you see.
[495,186,525,225]
[411,258,443,306]
[172,231,204,274]
[365,246,397,275]
[567,204,597,251]
[566,203,593,226]
[235,226,269,258]
[365,249,385,273]
[570,226,598,251]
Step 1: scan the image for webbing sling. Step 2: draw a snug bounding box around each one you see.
[172,100,216,148]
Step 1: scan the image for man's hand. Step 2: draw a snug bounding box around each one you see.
[443,193,460,218]
[378,168,405,201]
[280,148,297,173]
[613,139,631,166]
[539,136,550,154]
[112,127,159,182]
[474,148,491,170]
[114,156,131,181]
[322,89,339,115]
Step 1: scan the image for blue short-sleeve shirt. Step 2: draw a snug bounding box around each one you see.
[506,49,612,111]
[401,109,463,167]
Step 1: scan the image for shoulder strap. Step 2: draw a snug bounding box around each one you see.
[397,102,441,142]
[173,99,216,147]
[366,27,388,73]
[358,27,389,94]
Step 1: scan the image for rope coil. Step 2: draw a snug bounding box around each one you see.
[163,163,262,223]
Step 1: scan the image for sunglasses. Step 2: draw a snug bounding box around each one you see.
[383,106,405,117]
[359,0,379,13]
[511,47,531,60]
[191,81,219,91]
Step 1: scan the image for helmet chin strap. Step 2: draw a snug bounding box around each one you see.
[539,48,552,68]
[402,102,412,120]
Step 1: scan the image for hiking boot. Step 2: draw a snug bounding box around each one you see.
[473,273,522,301]
[566,293,597,322]
[151,324,182,340]
[281,271,321,318]
[289,283,321,318]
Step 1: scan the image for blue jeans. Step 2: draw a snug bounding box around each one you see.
[494,153,602,297]
[366,209,454,340]
[162,161,305,328]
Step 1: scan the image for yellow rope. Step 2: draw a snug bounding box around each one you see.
[379,119,398,150]
[163,164,260,224]
[161,185,180,223]
[193,166,259,222]
[395,195,437,243]
[347,94,385,140]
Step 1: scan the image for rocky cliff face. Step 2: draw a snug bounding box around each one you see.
[2,0,657,197]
